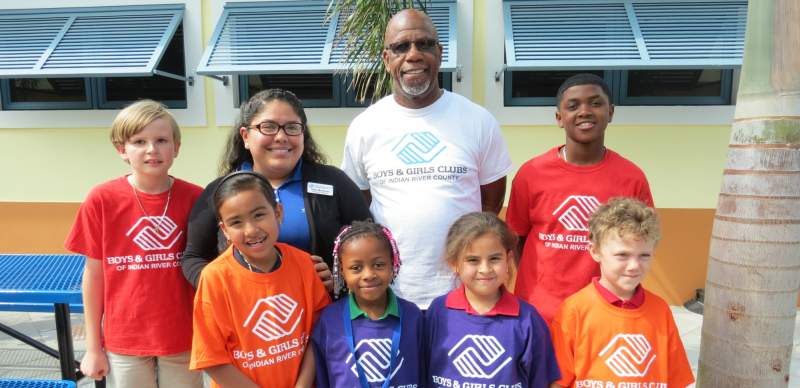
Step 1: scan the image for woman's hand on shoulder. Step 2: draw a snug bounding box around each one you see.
[311,255,333,293]
[80,349,109,380]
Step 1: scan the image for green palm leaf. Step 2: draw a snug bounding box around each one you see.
[327,0,429,104]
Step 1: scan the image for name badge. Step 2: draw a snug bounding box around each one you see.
[307,182,334,196]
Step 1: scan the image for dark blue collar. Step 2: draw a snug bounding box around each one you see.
[239,160,303,186]
[286,159,303,184]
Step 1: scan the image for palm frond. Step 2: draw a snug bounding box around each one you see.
[327,0,429,103]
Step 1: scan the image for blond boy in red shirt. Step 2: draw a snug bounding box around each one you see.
[550,198,694,388]
[66,100,202,387]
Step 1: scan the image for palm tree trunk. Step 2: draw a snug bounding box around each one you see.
[698,0,800,386]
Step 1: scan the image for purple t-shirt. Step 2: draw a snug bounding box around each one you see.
[311,297,424,387]
[424,294,560,388]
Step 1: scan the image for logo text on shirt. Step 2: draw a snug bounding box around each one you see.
[244,294,304,343]
[599,334,656,377]
[447,334,512,379]
[346,338,404,382]
[392,132,446,165]
[552,195,601,232]
[126,216,182,251]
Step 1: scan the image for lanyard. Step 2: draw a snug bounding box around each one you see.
[343,302,403,388]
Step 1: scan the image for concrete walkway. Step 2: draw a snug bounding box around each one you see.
[0,311,91,386]
[0,308,798,386]
[671,306,800,387]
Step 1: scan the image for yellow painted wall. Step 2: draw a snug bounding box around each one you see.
[471,0,487,105]
[0,123,730,207]
[0,126,225,202]
[502,124,731,209]
[0,124,349,202]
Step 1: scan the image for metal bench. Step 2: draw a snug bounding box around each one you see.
[0,379,76,388]
[0,303,82,313]
[0,255,84,382]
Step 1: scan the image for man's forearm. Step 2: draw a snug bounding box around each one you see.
[480,176,507,214]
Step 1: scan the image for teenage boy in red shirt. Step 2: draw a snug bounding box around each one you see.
[549,198,694,387]
[506,73,653,323]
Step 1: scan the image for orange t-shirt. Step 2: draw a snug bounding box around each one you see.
[550,284,694,388]
[190,243,330,387]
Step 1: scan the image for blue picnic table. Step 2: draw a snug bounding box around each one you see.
[0,379,75,387]
[0,254,83,382]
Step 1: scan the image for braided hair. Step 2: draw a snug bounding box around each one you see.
[331,220,401,298]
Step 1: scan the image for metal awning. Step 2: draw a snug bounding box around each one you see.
[196,0,457,76]
[504,0,747,70]
[0,4,184,78]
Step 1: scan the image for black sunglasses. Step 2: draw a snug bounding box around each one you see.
[385,38,439,55]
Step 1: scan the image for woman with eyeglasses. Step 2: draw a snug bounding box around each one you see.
[181,89,371,293]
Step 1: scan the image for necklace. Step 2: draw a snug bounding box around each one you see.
[131,177,172,234]
[242,247,282,273]
[560,146,607,164]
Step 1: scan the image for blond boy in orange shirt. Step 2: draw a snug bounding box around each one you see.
[550,198,694,388]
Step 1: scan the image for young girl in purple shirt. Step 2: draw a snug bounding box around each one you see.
[425,212,560,388]
[311,221,424,387]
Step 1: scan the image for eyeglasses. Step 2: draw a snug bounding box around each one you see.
[249,121,305,136]
[385,38,439,55]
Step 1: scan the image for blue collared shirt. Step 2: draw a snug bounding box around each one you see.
[273,160,311,251]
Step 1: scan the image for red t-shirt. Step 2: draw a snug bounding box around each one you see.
[550,284,694,387]
[506,146,653,322]
[445,284,520,316]
[190,243,330,388]
[65,176,202,355]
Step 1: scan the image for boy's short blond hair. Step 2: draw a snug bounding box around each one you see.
[110,99,180,147]
[588,197,660,247]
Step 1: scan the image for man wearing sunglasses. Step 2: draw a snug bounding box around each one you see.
[341,9,512,309]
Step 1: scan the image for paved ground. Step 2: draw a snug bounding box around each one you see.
[671,306,800,387]
[0,308,798,386]
[0,311,92,386]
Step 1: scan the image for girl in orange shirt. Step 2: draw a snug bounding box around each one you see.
[189,171,330,388]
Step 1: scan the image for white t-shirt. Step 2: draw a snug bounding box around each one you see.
[342,91,512,308]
